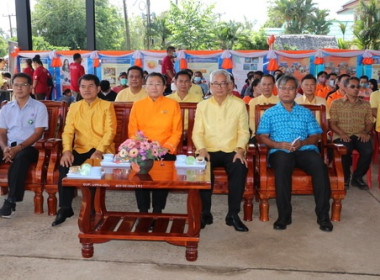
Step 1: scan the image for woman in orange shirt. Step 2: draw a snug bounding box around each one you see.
[128,72,182,213]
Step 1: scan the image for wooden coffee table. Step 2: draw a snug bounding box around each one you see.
[62,161,210,261]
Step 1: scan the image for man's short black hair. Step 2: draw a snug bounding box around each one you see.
[2,72,11,79]
[12,72,32,85]
[185,68,194,76]
[343,76,360,87]
[100,80,111,92]
[327,72,337,79]
[73,53,81,61]
[317,71,328,78]
[175,70,192,80]
[359,75,369,81]
[119,72,128,78]
[166,46,175,52]
[261,74,275,84]
[301,73,317,83]
[146,72,166,85]
[63,89,71,96]
[337,74,350,82]
[254,71,264,77]
[127,66,144,77]
[78,74,100,87]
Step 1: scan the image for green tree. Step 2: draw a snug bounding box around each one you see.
[128,16,146,50]
[95,1,124,50]
[32,0,124,50]
[307,9,332,35]
[353,0,380,49]
[0,29,8,57]
[214,21,245,50]
[166,0,217,49]
[149,12,172,50]
[32,0,86,49]
[267,0,331,34]
[338,21,347,40]
[213,21,267,50]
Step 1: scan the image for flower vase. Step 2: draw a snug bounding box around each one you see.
[137,159,154,174]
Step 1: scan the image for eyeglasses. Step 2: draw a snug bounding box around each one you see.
[13,83,30,88]
[146,83,164,87]
[210,82,229,88]
[348,85,360,89]
[279,86,296,91]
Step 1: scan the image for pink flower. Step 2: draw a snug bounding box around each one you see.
[152,148,159,157]
[127,141,135,149]
[129,148,139,158]
[140,141,150,150]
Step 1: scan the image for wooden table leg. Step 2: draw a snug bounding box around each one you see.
[187,189,201,236]
[81,241,94,258]
[185,241,198,261]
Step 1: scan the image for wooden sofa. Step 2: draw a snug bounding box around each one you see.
[45,101,256,221]
[0,101,67,214]
[254,104,347,222]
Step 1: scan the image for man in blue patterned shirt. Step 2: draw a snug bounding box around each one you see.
[257,75,333,232]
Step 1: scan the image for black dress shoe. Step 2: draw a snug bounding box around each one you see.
[351,177,369,190]
[317,217,333,232]
[273,218,292,230]
[200,212,213,229]
[52,208,74,227]
[225,214,248,232]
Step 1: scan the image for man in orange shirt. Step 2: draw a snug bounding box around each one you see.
[315,71,329,99]
[128,72,182,213]
[327,74,350,108]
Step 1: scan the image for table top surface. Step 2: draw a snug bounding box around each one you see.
[63,160,211,190]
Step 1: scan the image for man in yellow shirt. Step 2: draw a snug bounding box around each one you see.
[248,74,279,143]
[193,69,250,232]
[52,74,117,226]
[128,72,182,213]
[167,70,203,130]
[115,66,147,102]
[295,74,329,122]
[185,69,203,96]
[167,70,203,103]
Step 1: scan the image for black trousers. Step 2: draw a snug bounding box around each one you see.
[0,146,38,202]
[135,153,176,212]
[334,135,373,183]
[58,149,95,210]
[269,150,331,221]
[200,151,248,215]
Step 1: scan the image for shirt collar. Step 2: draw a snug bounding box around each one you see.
[210,94,231,105]
[342,96,364,104]
[302,95,316,104]
[10,96,33,108]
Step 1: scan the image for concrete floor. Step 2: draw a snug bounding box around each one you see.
[1,169,380,280]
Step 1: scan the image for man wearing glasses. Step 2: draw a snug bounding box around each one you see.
[192,69,250,232]
[257,75,333,232]
[0,73,48,218]
[329,77,373,190]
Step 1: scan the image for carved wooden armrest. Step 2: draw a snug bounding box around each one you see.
[256,144,269,180]
[246,144,256,185]
[34,139,48,183]
[45,138,63,184]
[326,143,347,156]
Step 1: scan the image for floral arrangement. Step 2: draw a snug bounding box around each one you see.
[116,131,168,164]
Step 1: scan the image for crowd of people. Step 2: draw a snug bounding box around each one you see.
[1,47,379,234]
